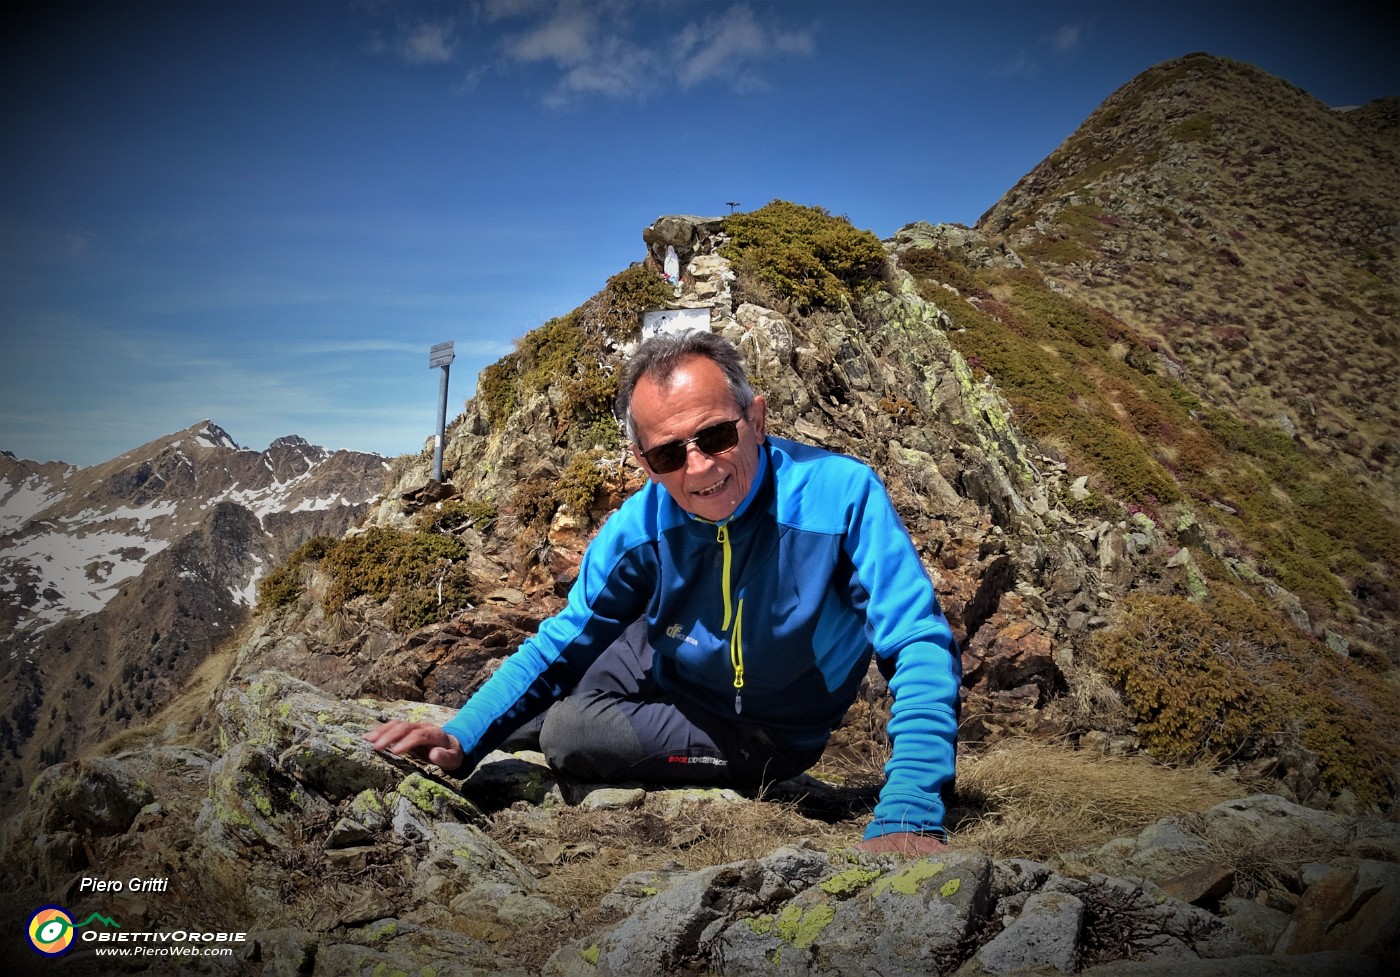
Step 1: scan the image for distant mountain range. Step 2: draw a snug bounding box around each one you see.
[0,420,390,805]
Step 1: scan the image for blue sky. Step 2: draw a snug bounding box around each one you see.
[2,1,1395,467]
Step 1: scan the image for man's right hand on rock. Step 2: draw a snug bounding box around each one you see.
[363,720,464,773]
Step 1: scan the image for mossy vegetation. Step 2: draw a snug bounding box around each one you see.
[509,451,612,533]
[1090,590,1400,806]
[256,527,474,632]
[255,536,336,611]
[413,498,498,535]
[721,201,886,314]
[594,263,674,336]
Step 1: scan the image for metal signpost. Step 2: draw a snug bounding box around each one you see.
[428,341,454,483]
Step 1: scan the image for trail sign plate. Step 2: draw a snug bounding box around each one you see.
[429,341,455,368]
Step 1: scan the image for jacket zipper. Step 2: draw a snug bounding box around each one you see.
[716,523,745,713]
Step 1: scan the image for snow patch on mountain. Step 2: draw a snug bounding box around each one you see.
[0,421,388,641]
[0,467,74,533]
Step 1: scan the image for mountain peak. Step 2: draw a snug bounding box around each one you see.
[188,419,241,451]
[974,51,1400,512]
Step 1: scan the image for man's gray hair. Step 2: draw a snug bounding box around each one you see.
[616,331,755,443]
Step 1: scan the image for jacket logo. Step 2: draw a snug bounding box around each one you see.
[665,624,699,647]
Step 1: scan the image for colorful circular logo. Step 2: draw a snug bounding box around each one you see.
[27,905,75,957]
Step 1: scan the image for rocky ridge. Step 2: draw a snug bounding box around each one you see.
[977,54,1400,511]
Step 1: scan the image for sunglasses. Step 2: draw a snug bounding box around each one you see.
[637,418,742,474]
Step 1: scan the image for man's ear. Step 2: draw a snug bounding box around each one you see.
[749,394,767,442]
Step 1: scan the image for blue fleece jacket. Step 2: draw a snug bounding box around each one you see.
[442,436,961,839]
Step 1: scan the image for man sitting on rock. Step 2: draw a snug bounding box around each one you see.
[366,330,961,855]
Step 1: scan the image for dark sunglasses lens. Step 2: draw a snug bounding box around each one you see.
[644,443,686,473]
[696,420,740,455]
[642,420,740,474]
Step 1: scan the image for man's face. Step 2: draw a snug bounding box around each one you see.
[630,355,767,522]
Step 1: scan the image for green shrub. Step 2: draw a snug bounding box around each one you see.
[721,201,885,313]
[414,498,498,535]
[1090,590,1399,806]
[596,264,674,337]
[519,311,587,392]
[256,535,336,611]
[477,362,517,431]
[561,367,620,449]
[316,527,474,631]
[556,454,607,513]
[508,454,609,534]
[510,475,560,532]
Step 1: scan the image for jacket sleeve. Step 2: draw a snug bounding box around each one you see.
[441,506,654,766]
[842,469,961,840]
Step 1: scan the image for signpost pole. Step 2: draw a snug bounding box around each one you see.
[428,341,455,484]
[433,362,450,483]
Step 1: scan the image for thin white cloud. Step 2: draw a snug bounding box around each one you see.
[672,4,815,91]
[996,21,1088,77]
[479,0,551,24]
[402,21,458,64]
[502,3,596,64]
[466,0,817,105]
[368,18,459,66]
[545,34,657,105]
[64,232,95,256]
[1044,23,1088,56]
[991,50,1036,79]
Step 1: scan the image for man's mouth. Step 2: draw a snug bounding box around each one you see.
[694,475,730,498]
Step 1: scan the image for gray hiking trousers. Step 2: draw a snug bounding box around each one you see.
[499,620,824,787]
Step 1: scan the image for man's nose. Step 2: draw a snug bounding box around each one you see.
[683,440,715,473]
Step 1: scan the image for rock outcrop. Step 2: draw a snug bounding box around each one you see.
[1,671,1394,975]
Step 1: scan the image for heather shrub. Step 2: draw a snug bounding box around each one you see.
[508,452,611,535]
[256,535,336,611]
[474,263,665,437]
[414,498,497,535]
[1090,590,1399,806]
[721,201,885,313]
[476,361,516,431]
[595,264,673,337]
[318,527,475,631]
[256,527,474,631]
[561,367,620,449]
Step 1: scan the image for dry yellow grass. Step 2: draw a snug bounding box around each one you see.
[949,738,1245,860]
[491,737,1245,920]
